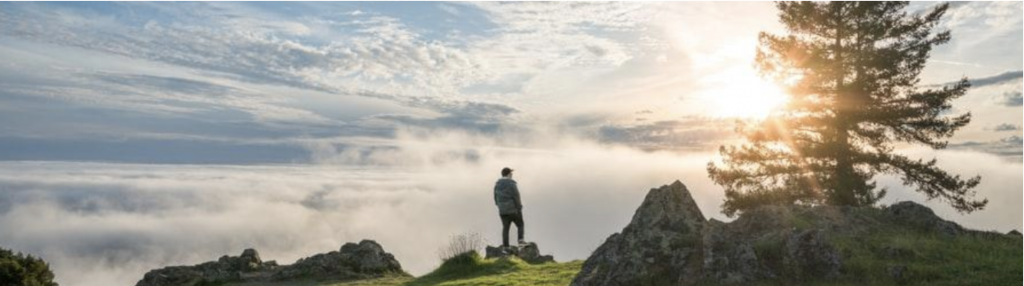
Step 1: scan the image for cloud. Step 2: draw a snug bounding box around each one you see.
[0,136,310,164]
[0,130,723,286]
[0,2,482,100]
[90,73,238,98]
[928,70,1022,89]
[999,90,1023,107]
[1,2,634,140]
[3,128,1021,286]
[596,117,740,152]
[991,123,1021,132]
[948,135,1023,161]
[969,70,1024,88]
[940,1,1023,33]
[437,3,460,16]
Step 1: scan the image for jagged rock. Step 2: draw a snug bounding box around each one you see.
[136,240,402,286]
[573,181,849,286]
[572,180,706,286]
[885,201,963,236]
[484,242,555,264]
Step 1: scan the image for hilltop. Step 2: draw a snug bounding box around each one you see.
[573,181,1022,286]
[126,180,1020,286]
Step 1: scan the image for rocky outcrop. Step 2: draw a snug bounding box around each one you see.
[136,248,278,286]
[274,240,402,280]
[885,201,964,236]
[571,180,983,286]
[573,180,706,285]
[136,240,402,286]
[484,242,555,264]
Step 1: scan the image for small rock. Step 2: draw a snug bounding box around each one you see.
[484,242,555,264]
[484,245,507,259]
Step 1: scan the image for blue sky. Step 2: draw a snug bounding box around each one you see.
[0,2,1020,286]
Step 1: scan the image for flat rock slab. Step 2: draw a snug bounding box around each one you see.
[485,242,555,264]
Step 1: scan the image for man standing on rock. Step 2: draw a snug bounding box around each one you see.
[494,167,525,249]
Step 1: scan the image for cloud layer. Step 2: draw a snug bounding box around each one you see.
[0,132,722,286]
[2,129,1021,286]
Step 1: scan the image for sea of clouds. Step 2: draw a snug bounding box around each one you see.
[0,130,1019,286]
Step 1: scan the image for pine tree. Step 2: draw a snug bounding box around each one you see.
[707,1,987,217]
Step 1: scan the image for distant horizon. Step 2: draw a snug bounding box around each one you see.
[0,2,1020,286]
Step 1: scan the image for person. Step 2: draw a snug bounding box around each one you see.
[493,167,524,249]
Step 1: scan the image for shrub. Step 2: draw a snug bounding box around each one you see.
[437,232,484,262]
[0,246,58,286]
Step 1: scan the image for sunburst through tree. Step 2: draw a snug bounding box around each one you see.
[707,1,987,217]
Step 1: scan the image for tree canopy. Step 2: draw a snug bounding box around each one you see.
[707,1,986,217]
[0,246,58,286]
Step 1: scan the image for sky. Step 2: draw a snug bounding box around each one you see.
[0,2,1020,286]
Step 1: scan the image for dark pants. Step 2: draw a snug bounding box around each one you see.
[500,211,524,247]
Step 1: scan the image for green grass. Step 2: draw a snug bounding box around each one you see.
[830,230,1022,286]
[326,251,582,286]
[697,228,1021,286]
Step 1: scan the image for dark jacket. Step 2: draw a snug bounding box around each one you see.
[493,177,522,215]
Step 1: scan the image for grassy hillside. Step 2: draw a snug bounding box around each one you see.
[227,212,1020,286]
[710,206,1024,286]
[333,252,582,286]
[234,232,1018,286]
[227,252,583,286]
[693,231,1022,286]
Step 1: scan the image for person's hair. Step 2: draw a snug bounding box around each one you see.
[501,167,512,177]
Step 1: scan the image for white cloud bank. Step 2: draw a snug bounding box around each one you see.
[1,129,1020,286]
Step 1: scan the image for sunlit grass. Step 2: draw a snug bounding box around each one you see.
[327,252,582,286]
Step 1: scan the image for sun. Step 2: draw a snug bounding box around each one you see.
[699,68,790,119]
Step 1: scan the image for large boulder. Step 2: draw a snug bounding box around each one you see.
[572,180,706,286]
[274,240,402,280]
[885,201,963,236]
[136,240,402,286]
[484,242,555,264]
